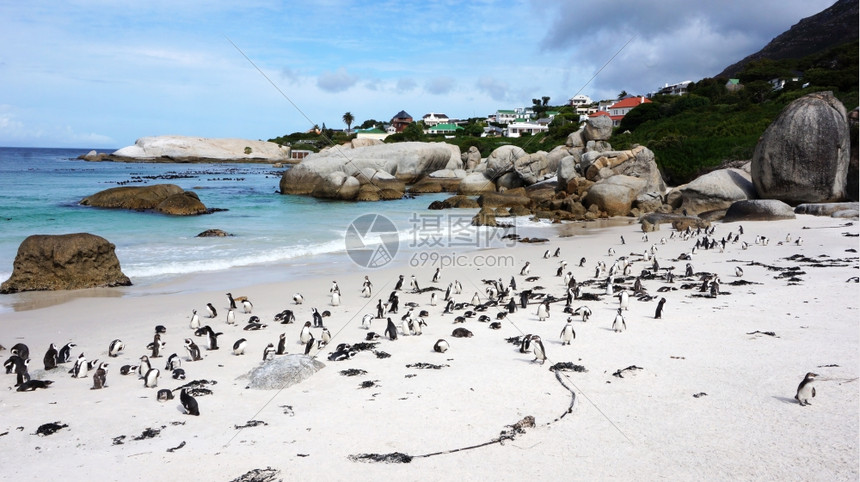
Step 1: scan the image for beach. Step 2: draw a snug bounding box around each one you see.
[0,214,858,481]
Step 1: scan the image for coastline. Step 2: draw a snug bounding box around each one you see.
[0,214,857,480]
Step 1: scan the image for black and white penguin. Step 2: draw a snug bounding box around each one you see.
[560,320,576,345]
[385,318,398,340]
[553,247,561,257]
[299,322,313,345]
[227,292,237,310]
[428,292,438,307]
[43,344,58,370]
[276,333,287,355]
[184,338,202,361]
[11,343,30,361]
[293,293,304,304]
[180,389,199,416]
[605,277,614,296]
[11,357,30,387]
[506,298,517,314]
[362,282,373,298]
[655,298,667,319]
[543,249,551,259]
[319,328,332,348]
[471,292,481,306]
[520,261,531,276]
[735,266,744,277]
[312,308,324,328]
[58,342,76,364]
[233,338,247,355]
[612,308,626,333]
[148,333,165,358]
[531,335,547,365]
[394,274,405,291]
[157,389,174,402]
[432,267,441,283]
[331,289,340,306]
[108,339,124,358]
[536,301,549,321]
[303,335,315,355]
[454,280,462,294]
[206,303,217,318]
[16,380,53,392]
[226,308,236,325]
[91,362,108,389]
[242,298,254,314]
[608,247,616,256]
[143,367,160,388]
[172,368,186,380]
[387,292,399,314]
[243,321,267,331]
[190,309,200,329]
[277,309,296,324]
[165,353,181,371]
[795,372,817,406]
[71,353,88,378]
[263,343,276,361]
[200,326,222,350]
[620,235,626,245]
[120,365,136,376]
[137,355,151,379]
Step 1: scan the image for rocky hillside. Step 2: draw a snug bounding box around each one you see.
[718,0,858,78]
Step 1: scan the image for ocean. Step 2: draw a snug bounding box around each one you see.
[0,147,565,311]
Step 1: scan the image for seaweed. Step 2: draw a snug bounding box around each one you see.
[340,368,367,377]
[230,467,281,482]
[405,362,448,370]
[349,452,413,464]
[374,351,391,359]
[548,362,587,373]
[612,365,643,378]
[166,441,186,453]
[234,420,267,429]
[132,427,162,440]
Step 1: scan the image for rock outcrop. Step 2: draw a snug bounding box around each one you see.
[794,202,859,218]
[677,168,756,215]
[80,184,210,215]
[722,199,796,222]
[583,175,646,216]
[1,233,131,293]
[243,355,325,390]
[106,136,292,163]
[751,91,850,203]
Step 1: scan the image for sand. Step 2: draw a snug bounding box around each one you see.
[1,215,857,481]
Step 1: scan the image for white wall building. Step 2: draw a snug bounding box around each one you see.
[506,121,548,138]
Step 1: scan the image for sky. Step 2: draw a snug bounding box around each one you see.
[0,0,838,148]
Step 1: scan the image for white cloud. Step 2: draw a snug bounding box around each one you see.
[317,68,359,93]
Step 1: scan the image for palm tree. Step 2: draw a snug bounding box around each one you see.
[342,112,354,134]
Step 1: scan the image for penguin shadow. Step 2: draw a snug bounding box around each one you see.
[772,395,799,405]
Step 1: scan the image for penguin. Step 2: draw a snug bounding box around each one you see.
[143,367,160,388]
[410,275,420,292]
[362,283,372,298]
[612,308,626,332]
[375,299,386,319]
[506,298,517,314]
[227,292,237,309]
[206,303,217,318]
[233,338,247,355]
[304,335,315,355]
[172,368,186,380]
[91,362,108,389]
[519,334,532,353]
[263,343,276,361]
[157,389,174,402]
[543,249,551,259]
[71,353,88,378]
[536,301,549,321]
[226,309,236,325]
[58,342,76,364]
[795,372,817,406]
[429,292,438,307]
[190,309,200,329]
[16,380,53,392]
[242,299,254,314]
[560,320,576,345]
[148,333,165,358]
[388,292,400,314]
[520,262,531,276]
[11,343,30,361]
[432,267,441,283]
[531,335,547,365]
[277,310,296,324]
[735,266,744,277]
[120,365,136,376]
[243,321,267,331]
[620,235,626,245]
[319,328,332,348]
[203,326,223,350]
[12,357,30,386]
[471,292,481,306]
[299,322,313,344]
[605,277,614,296]
[184,338,202,361]
[180,389,199,416]
[655,297,666,319]
[394,274,405,291]
[108,339,124,358]
[385,318,398,340]
[685,263,694,277]
[137,355,151,379]
[43,344,58,370]
[331,290,340,306]
[608,247,616,256]
[165,353,181,371]
[454,280,462,294]
[293,293,304,304]
[276,333,287,355]
[312,308,324,328]
[509,276,517,291]
[618,290,630,311]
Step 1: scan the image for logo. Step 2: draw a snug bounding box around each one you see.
[345,214,400,268]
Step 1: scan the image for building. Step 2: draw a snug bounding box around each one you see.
[606,96,652,126]
[653,81,692,97]
[569,94,593,106]
[495,109,518,125]
[421,113,450,126]
[506,120,548,138]
[390,110,413,133]
[425,123,463,135]
[355,127,389,141]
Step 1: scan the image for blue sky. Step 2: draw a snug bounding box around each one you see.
[0,0,837,148]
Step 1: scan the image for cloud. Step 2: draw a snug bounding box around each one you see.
[396,77,417,92]
[476,76,510,102]
[425,76,455,95]
[316,67,358,93]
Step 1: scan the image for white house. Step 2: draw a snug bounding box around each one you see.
[495,109,518,125]
[422,112,450,126]
[569,94,593,106]
[506,120,548,138]
[652,80,692,97]
[356,127,389,141]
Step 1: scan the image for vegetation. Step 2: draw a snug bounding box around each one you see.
[342,112,354,134]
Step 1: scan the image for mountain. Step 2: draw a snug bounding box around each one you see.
[717,0,858,78]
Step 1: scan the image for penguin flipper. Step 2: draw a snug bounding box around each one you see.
[811,387,816,398]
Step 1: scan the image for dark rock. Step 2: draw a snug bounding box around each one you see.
[197,229,233,237]
[794,202,859,217]
[155,191,208,215]
[1,233,131,293]
[723,199,796,222]
[80,184,184,210]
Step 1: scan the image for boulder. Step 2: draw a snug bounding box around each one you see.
[604,146,666,195]
[350,138,383,149]
[514,152,550,185]
[110,136,291,163]
[442,143,464,171]
[848,107,859,201]
[485,145,527,180]
[556,154,582,191]
[678,168,756,215]
[457,172,496,195]
[751,91,850,203]
[441,195,480,209]
[496,172,526,190]
[197,229,233,237]
[722,199,796,222]
[584,145,651,181]
[583,115,613,141]
[463,146,482,170]
[80,184,185,210]
[471,208,497,227]
[1,233,131,293]
[243,354,325,390]
[478,192,531,209]
[583,175,646,216]
[634,192,664,213]
[311,172,360,200]
[155,191,208,215]
[794,202,860,217]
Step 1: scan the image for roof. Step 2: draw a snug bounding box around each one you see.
[496,109,517,114]
[608,96,652,110]
[429,123,463,131]
[423,113,448,118]
[357,128,386,134]
[589,111,611,117]
[392,110,412,120]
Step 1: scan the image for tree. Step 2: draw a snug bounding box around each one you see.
[618,90,628,99]
[342,112,354,134]
[541,96,550,106]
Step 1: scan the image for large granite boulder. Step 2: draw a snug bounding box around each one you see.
[583,115,613,141]
[514,152,550,185]
[243,355,325,390]
[723,199,796,222]
[599,146,666,194]
[556,153,583,192]
[462,146,482,170]
[485,145,527,180]
[458,172,496,195]
[109,136,291,163]
[566,128,585,148]
[80,184,209,215]
[311,171,361,200]
[583,175,646,216]
[280,142,455,197]
[677,168,756,215]
[848,107,859,201]
[1,233,132,293]
[794,202,859,217]
[751,91,850,203]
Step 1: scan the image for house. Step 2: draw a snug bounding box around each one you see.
[422,113,450,126]
[653,80,692,97]
[569,94,593,106]
[769,72,803,91]
[390,110,413,133]
[506,120,548,138]
[495,109,518,125]
[355,127,389,141]
[482,126,504,137]
[606,96,652,126]
[426,123,463,135]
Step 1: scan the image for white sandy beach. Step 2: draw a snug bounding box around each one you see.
[1,214,858,481]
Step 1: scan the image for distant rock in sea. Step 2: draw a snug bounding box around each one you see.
[80,184,212,216]
[87,136,292,163]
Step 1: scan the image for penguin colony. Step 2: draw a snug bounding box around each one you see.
[1,223,834,431]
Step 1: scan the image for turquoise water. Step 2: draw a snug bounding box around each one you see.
[0,147,558,306]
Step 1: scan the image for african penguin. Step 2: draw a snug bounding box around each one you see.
[795,372,818,406]
[180,389,199,416]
